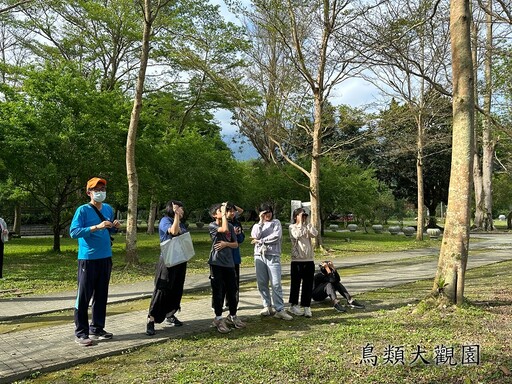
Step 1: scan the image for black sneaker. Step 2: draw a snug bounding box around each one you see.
[348,300,365,309]
[334,302,346,312]
[165,315,183,326]
[146,321,156,336]
[89,330,113,340]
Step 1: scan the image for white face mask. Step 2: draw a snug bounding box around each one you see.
[92,191,106,203]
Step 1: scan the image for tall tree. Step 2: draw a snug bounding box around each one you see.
[471,0,495,230]
[376,97,452,225]
[433,0,475,304]
[358,0,452,239]
[233,0,366,248]
[125,0,170,265]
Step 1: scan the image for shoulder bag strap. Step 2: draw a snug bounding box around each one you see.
[89,203,107,222]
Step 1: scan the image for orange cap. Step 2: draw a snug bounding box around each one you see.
[86,177,107,191]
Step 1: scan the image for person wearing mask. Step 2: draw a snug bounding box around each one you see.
[70,177,120,346]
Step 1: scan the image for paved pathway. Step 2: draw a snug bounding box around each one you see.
[0,233,511,383]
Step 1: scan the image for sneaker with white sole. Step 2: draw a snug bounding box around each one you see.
[304,307,312,318]
[334,302,346,313]
[274,309,293,320]
[259,306,276,316]
[212,318,232,334]
[288,305,304,316]
[225,314,246,329]
[348,300,365,309]
[89,330,113,340]
[75,336,93,346]
[164,315,183,326]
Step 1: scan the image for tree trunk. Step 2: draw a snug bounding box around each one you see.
[125,0,153,265]
[471,16,485,229]
[13,203,21,235]
[481,1,494,231]
[416,106,425,240]
[51,211,61,252]
[147,197,158,235]
[432,0,474,305]
[473,158,484,228]
[310,92,323,249]
[416,147,425,240]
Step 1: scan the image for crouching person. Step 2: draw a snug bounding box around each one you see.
[312,261,365,312]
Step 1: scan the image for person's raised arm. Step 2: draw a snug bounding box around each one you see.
[168,203,184,236]
[217,202,230,233]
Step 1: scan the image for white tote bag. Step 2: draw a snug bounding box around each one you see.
[160,232,195,267]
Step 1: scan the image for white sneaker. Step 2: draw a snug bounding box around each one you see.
[259,306,276,316]
[304,307,312,318]
[274,309,293,321]
[289,305,304,316]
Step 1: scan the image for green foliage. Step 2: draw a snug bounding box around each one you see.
[136,124,244,216]
[237,160,309,218]
[491,173,512,216]
[319,157,391,226]
[375,96,452,214]
[0,61,129,245]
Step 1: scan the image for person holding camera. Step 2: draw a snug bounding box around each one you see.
[208,202,246,333]
[312,260,365,312]
[288,207,317,318]
[69,177,120,346]
[251,203,293,320]
[224,203,245,310]
[146,200,189,336]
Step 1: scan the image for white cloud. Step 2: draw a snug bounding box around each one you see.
[330,77,381,108]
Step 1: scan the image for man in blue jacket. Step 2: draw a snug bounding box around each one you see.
[70,177,120,346]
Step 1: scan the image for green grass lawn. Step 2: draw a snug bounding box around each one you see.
[0,229,442,296]
[3,229,511,383]
[13,259,512,384]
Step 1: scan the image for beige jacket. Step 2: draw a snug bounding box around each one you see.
[289,223,318,262]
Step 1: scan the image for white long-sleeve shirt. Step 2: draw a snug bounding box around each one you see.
[251,219,282,256]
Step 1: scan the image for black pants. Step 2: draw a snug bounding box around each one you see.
[222,263,240,308]
[74,258,112,338]
[288,261,315,307]
[0,240,4,278]
[312,281,352,303]
[148,260,187,323]
[210,264,238,317]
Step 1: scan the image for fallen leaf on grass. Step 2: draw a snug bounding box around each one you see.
[499,366,511,375]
